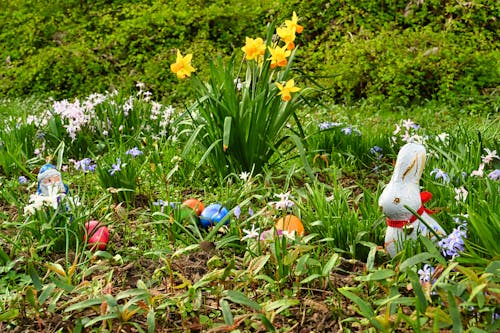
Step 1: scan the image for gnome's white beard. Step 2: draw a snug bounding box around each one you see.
[39,182,65,197]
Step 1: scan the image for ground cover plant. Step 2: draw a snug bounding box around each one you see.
[1,9,499,333]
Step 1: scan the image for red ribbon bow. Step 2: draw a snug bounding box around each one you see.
[386,191,435,228]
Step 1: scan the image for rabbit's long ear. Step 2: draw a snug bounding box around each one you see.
[391,143,426,184]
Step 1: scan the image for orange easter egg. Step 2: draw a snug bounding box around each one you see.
[275,215,304,236]
[182,198,205,216]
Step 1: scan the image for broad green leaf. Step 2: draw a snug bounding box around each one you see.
[322,253,339,276]
[406,269,428,312]
[247,255,270,275]
[447,291,463,333]
[0,309,18,321]
[400,252,435,271]
[224,290,261,311]
[220,299,233,325]
[262,299,299,314]
[64,298,103,312]
[38,283,56,305]
[355,269,394,282]
[223,116,232,151]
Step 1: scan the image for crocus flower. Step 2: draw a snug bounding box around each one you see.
[241,37,266,61]
[126,147,143,157]
[275,79,300,102]
[170,50,196,79]
[108,158,122,176]
[268,44,291,69]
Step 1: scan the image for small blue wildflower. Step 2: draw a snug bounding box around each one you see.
[36,131,45,139]
[126,147,143,158]
[430,168,450,183]
[318,121,342,131]
[234,205,241,219]
[438,226,467,258]
[341,127,352,135]
[76,158,97,173]
[108,158,122,175]
[248,207,254,216]
[417,264,435,283]
[18,175,28,184]
[369,146,383,155]
[488,169,500,181]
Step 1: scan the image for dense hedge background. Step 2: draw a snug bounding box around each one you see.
[1,0,498,107]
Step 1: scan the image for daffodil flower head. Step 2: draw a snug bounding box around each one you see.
[276,26,296,50]
[275,79,300,102]
[268,44,291,69]
[285,11,303,34]
[241,37,266,61]
[170,50,196,79]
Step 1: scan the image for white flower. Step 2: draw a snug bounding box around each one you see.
[454,186,468,202]
[470,163,485,177]
[239,171,251,182]
[436,132,449,143]
[402,119,416,131]
[481,148,498,164]
[269,191,295,210]
[241,224,260,241]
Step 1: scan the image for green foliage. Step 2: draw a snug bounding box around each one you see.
[1,0,498,108]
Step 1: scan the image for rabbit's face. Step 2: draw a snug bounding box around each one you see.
[379,182,422,221]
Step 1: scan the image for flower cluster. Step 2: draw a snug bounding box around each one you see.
[71,158,97,173]
[438,219,467,258]
[430,168,450,184]
[269,191,295,210]
[391,119,426,146]
[471,148,499,180]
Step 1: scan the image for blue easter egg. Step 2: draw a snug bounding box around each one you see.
[200,204,230,228]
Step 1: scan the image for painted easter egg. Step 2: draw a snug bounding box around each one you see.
[200,204,229,228]
[84,220,109,250]
[182,198,205,216]
[275,215,304,236]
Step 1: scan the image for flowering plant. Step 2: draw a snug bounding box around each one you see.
[172,12,309,177]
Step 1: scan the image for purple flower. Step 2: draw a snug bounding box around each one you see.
[488,169,500,181]
[369,146,383,155]
[417,264,435,283]
[108,158,122,175]
[248,207,254,216]
[75,158,97,172]
[341,127,352,135]
[318,121,342,130]
[18,176,28,184]
[234,205,241,219]
[438,225,467,258]
[430,168,450,183]
[126,147,143,158]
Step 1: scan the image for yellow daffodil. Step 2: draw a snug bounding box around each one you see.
[268,44,291,69]
[275,79,301,102]
[170,50,196,79]
[285,11,303,34]
[276,26,296,50]
[241,37,266,61]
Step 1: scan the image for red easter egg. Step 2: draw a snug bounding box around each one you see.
[182,198,205,216]
[84,220,109,250]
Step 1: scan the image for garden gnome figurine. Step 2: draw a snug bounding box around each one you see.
[37,164,68,196]
[378,143,446,257]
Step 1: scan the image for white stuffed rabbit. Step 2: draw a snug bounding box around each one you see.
[379,142,446,257]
